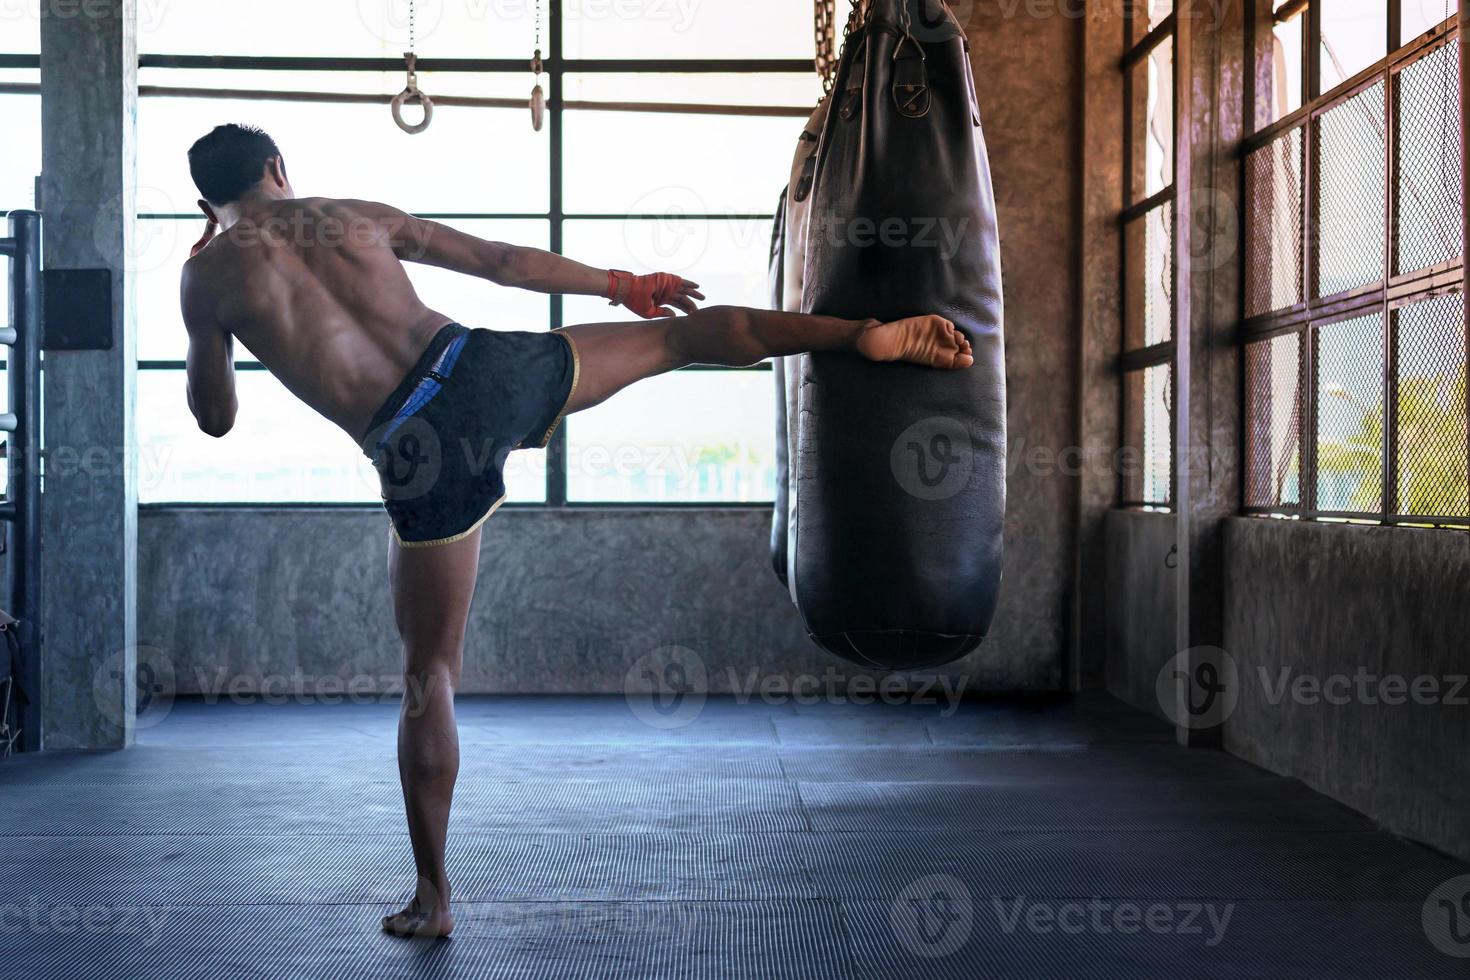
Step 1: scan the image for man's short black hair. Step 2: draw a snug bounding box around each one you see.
[188,124,282,206]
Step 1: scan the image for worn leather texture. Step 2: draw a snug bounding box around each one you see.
[791,0,1006,669]
[770,99,832,598]
[769,191,790,588]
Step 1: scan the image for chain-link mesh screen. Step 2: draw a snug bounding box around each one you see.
[1123,364,1173,505]
[1245,333,1304,508]
[1245,128,1305,317]
[1395,291,1468,518]
[1313,312,1386,513]
[1125,206,1173,349]
[1395,39,1463,276]
[1315,81,1387,298]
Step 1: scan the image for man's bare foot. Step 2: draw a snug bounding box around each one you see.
[382,878,454,938]
[856,315,974,370]
[381,900,454,939]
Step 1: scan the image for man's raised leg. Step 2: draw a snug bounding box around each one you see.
[556,306,973,414]
[381,527,482,939]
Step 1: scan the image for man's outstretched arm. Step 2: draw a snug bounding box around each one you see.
[353,201,704,318]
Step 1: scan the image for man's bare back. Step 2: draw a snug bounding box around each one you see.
[182,198,461,440]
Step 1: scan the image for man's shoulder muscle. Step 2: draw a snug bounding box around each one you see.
[179,255,224,334]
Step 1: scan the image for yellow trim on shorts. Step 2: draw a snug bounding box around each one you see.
[529,329,581,450]
[391,493,508,549]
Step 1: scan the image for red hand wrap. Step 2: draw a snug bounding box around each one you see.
[605,269,684,319]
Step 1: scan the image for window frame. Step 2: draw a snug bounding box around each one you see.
[1119,6,1179,510]
[3,7,813,508]
[1241,4,1468,528]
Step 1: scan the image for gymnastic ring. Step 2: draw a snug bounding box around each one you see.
[391,88,434,135]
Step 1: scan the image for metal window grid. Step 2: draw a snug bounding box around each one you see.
[1241,10,1468,528]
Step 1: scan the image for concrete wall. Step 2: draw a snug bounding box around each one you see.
[1103,509,1176,720]
[1222,518,1470,860]
[139,507,1039,694]
[1103,511,1470,860]
[953,5,1083,688]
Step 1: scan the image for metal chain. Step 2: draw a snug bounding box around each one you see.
[816,0,865,93]
[408,0,416,55]
[814,0,836,92]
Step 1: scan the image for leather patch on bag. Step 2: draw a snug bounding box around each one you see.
[892,42,930,118]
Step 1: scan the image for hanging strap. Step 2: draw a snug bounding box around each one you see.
[890,31,930,118]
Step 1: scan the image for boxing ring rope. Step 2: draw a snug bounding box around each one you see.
[0,210,42,754]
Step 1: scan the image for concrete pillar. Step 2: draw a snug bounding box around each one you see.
[39,0,138,749]
[1074,2,1125,690]
[1172,0,1245,748]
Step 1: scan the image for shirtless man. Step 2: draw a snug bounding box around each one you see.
[180,123,974,938]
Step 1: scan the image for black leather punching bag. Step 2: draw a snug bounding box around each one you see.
[793,0,1006,670]
[771,100,832,594]
[769,192,790,587]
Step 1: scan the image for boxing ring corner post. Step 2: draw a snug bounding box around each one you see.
[1,209,43,754]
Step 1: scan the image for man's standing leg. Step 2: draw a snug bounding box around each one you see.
[381,528,482,938]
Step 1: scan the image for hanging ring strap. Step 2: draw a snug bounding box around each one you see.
[529,48,546,133]
[391,52,434,135]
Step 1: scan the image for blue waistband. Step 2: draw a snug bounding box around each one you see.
[374,327,469,449]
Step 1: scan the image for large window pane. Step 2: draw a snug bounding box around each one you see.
[139,94,549,214]
[1245,333,1303,508]
[1314,311,1384,513]
[1264,8,1304,124]
[0,8,38,53]
[562,218,771,326]
[564,72,821,109]
[1123,205,1172,348]
[139,369,547,504]
[564,107,797,215]
[1314,80,1386,297]
[139,0,534,59]
[1395,292,1468,519]
[1122,364,1173,506]
[1244,127,1304,317]
[566,370,775,503]
[137,218,550,361]
[139,369,381,504]
[1395,40,1463,276]
[1402,1,1455,44]
[562,0,814,60]
[0,85,40,209]
[1128,36,1173,203]
[1319,0,1388,93]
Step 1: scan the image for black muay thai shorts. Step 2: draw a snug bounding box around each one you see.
[361,324,579,547]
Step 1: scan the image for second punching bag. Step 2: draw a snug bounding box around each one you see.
[793,0,1006,670]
